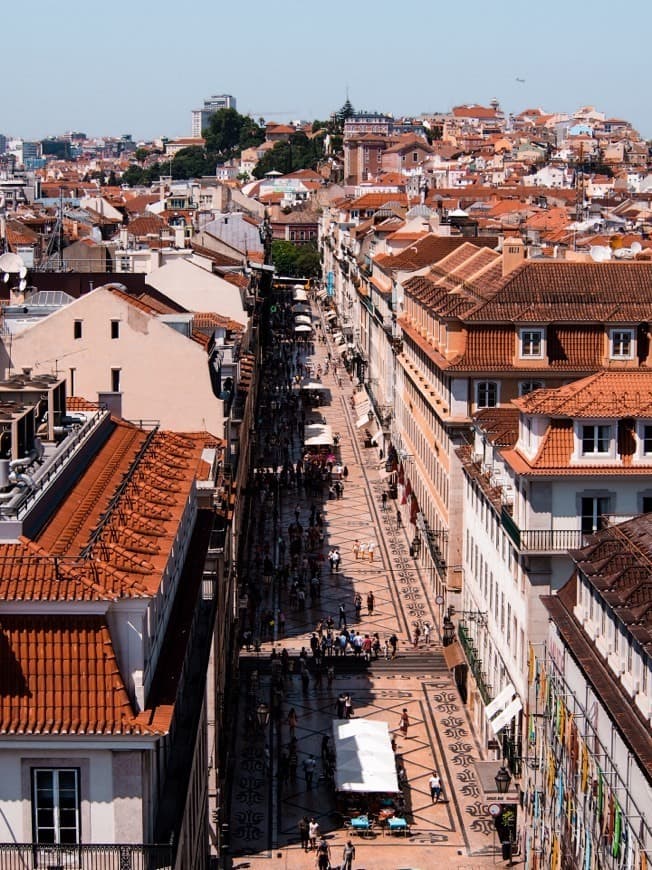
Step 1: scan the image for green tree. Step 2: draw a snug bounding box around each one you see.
[294,242,321,278]
[252,132,324,179]
[120,164,146,186]
[134,147,149,164]
[271,240,298,276]
[170,146,211,179]
[203,108,264,160]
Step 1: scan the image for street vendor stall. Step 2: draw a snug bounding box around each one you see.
[332,719,399,798]
[304,423,334,448]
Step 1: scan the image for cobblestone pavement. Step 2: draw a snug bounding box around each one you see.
[228,298,509,869]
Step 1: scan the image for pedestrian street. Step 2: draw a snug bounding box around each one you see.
[227,286,506,869]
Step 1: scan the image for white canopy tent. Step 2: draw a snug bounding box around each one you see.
[295,314,312,325]
[293,289,308,302]
[304,423,333,447]
[294,324,313,333]
[332,719,399,794]
[292,303,311,314]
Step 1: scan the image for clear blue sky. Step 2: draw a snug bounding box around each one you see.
[5,0,652,140]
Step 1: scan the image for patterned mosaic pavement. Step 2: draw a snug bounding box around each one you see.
[227,301,507,868]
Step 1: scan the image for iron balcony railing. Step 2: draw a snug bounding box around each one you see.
[501,508,586,552]
[458,622,492,705]
[0,843,174,869]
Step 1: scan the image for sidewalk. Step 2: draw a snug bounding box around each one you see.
[227,298,507,868]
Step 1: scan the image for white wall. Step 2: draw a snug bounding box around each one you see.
[6,288,225,435]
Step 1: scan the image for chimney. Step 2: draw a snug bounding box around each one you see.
[502,236,526,276]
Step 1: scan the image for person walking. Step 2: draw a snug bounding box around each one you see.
[413,624,421,648]
[367,591,375,615]
[298,816,309,851]
[396,508,402,528]
[308,817,320,850]
[399,708,410,737]
[287,707,298,737]
[338,603,347,629]
[389,633,398,660]
[429,771,442,803]
[381,490,388,511]
[368,541,375,563]
[342,839,356,870]
[423,621,431,645]
[344,693,354,719]
[352,539,361,560]
[354,592,362,620]
[316,836,330,870]
[303,755,317,789]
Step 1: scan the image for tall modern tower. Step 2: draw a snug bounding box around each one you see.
[191,94,237,137]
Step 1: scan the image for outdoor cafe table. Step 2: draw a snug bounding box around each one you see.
[387,817,408,835]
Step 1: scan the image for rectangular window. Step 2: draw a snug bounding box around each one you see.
[643,425,652,455]
[581,424,611,455]
[519,380,544,396]
[610,329,634,359]
[476,381,498,408]
[32,768,80,845]
[111,320,120,339]
[520,329,543,357]
[73,320,82,340]
[581,496,610,534]
[111,368,121,393]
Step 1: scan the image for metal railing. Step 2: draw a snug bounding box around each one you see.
[0,843,174,869]
[458,623,492,705]
[501,509,586,552]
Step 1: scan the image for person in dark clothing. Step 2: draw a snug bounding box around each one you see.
[298,816,309,851]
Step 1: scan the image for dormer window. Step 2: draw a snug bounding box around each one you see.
[581,424,611,455]
[519,328,544,358]
[610,328,634,359]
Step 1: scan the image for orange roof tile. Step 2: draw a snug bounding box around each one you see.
[515,370,652,417]
[0,615,159,735]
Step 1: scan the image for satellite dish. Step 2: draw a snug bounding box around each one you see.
[631,241,642,254]
[19,279,26,292]
[18,267,27,279]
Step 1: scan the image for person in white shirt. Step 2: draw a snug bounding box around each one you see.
[429,771,442,802]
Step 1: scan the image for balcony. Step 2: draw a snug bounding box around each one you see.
[458,623,492,705]
[0,843,174,869]
[501,508,585,552]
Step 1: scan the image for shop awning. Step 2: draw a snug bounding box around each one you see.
[332,332,343,341]
[489,698,523,735]
[443,640,466,669]
[295,314,312,325]
[333,719,399,794]
[293,289,308,302]
[325,311,337,320]
[304,423,333,447]
[316,289,327,300]
[356,413,371,428]
[294,324,313,333]
[371,428,382,443]
[292,303,311,314]
[302,381,327,391]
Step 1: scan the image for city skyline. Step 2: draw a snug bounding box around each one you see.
[3,0,652,140]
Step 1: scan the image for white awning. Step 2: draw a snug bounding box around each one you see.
[316,289,327,300]
[304,423,333,447]
[332,332,343,341]
[333,719,399,794]
[485,683,516,721]
[292,303,311,314]
[293,289,308,302]
[356,413,371,428]
[294,314,312,325]
[294,324,312,333]
[325,311,337,320]
[301,381,327,391]
[489,698,523,735]
[352,390,368,405]
[371,428,382,442]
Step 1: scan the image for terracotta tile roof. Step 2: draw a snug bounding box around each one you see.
[514,370,652,417]
[467,261,652,322]
[344,193,408,211]
[123,194,160,215]
[222,272,249,290]
[126,214,166,236]
[192,312,244,331]
[376,235,495,273]
[190,242,242,267]
[106,285,179,316]
[66,396,100,411]
[474,407,520,447]
[0,614,160,735]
